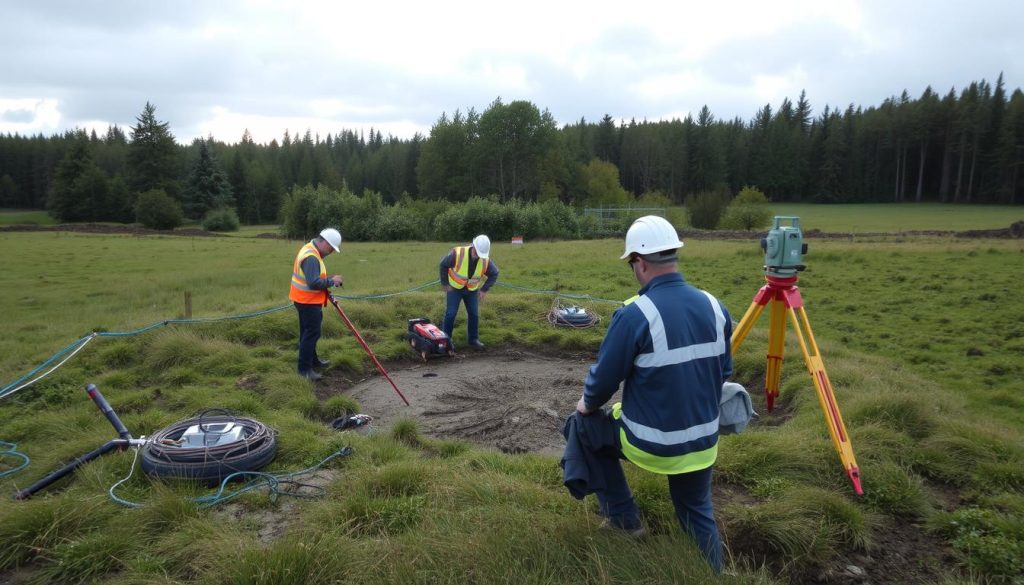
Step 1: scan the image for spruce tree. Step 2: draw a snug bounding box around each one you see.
[183,139,234,219]
[127,102,180,198]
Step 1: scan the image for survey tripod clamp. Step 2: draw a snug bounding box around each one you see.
[730,217,863,495]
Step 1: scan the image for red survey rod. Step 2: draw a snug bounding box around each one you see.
[328,295,410,406]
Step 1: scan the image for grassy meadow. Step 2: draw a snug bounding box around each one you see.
[766,203,1024,233]
[0,209,57,226]
[1,209,1023,584]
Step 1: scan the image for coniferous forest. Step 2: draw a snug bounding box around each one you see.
[0,75,1021,227]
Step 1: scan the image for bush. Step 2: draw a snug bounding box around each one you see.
[377,205,428,241]
[279,184,383,241]
[201,207,240,232]
[684,189,729,230]
[135,189,183,230]
[720,185,772,231]
[636,190,674,207]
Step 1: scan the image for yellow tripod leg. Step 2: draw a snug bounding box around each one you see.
[730,298,768,353]
[787,306,863,495]
[765,298,787,412]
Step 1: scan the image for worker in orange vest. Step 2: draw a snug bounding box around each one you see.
[289,228,344,380]
[439,234,499,350]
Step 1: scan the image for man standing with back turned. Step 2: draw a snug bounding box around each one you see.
[439,234,499,350]
[568,215,732,572]
[289,228,344,381]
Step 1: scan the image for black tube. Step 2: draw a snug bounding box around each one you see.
[12,439,129,500]
[85,383,132,440]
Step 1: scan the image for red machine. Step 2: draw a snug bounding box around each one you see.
[405,318,454,361]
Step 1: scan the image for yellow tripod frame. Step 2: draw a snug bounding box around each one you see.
[732,275,863,495]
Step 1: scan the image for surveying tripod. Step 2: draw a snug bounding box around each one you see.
[730,219,863,495]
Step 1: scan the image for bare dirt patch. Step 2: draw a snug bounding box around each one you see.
[326,348,597,455]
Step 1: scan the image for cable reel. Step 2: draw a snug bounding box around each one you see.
[547,298,601,328]
[141,411,276,484]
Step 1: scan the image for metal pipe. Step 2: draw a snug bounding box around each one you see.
[86,383,132,440]
[12,439,129,500]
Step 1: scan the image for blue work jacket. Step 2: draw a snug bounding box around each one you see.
[583,272,733,474]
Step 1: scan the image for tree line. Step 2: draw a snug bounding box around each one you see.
[0,74,1020,227]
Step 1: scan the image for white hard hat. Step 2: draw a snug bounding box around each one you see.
[319,228,342,252]
[472,234,491,259]
[620,216,683,260]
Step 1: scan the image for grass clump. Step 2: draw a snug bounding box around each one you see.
[860,461,931,519]
[390,417,422,447]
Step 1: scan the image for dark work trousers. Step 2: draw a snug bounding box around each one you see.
[586,411,723,573]
[443,287,480,344]
[294,302,323,374]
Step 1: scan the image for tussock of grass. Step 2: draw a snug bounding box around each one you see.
[33,522,138,584]
[390,417,421,446]
[98,341,139,368]
[0,495,115,569]
[462,450,564,488]
[860,461,932,518]
[212,536,353,585]
[723,498,838,574]
[848,396,939,439]
[716,430,827,488]
[321,395,361,420]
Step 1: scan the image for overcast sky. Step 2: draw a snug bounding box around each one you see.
[1,0,1020,145]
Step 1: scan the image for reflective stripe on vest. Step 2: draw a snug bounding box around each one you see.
[612,402,718,474]
[289,242,328,305]
[447,246,489,291]
[633,290,726,368]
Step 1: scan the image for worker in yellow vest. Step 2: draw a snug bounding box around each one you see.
[439,234,500,350]
[288,228,344,381]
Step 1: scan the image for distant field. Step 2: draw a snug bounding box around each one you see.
[767,203,1024,232]
[4,204,1023,234]
[0,209,56,225]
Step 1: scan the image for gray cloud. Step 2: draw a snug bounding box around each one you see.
[1,0,1020,143]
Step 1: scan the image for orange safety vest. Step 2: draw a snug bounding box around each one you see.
[289,242,328,305]
[447,246,489,291]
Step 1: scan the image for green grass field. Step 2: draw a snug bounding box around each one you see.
[767,203,1024,233]
[0,209,57,226]
[1,212,1023,584]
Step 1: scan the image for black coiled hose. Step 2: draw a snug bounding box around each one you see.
[141,412,277,483]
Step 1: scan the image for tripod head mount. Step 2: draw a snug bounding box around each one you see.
[761,216,808,277]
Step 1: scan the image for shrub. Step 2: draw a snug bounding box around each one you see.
[684,189,729,229]
[721,185,772,231]
[134,189,183,230]
[376,204,427,241]
[636,190,674,207]
[201,207,240,232]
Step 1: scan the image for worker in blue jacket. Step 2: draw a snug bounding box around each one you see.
[572,215,732,572]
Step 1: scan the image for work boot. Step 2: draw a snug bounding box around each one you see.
[299,370,323,381]
[598,518,647,539]
[467,339,486,351]
[315,358,331,368]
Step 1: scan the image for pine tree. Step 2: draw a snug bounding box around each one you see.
[127,102,180,198]
[183,139,233,219]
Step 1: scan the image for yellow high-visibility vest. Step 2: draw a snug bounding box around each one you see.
[447,246,489,291]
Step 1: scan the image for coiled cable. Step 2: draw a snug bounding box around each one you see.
[141,411,277,483]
